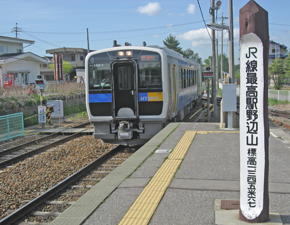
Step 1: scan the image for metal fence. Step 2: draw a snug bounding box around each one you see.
[0,112,24,141]
[268,90,290,101]
[226,85,290,102]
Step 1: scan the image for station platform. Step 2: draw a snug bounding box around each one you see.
[48,122,290,225]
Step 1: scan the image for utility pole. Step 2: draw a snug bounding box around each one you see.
[228,0,235,128]
[228,0,235,84]
[210,0,217,118]
[11,23,22,38]
[86,28,90,55]
[221,14,228,83]
[216,39,219,91]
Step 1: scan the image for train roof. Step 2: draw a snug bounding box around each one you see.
[88,45,200,66]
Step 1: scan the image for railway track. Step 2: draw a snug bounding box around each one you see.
[269,108,290,131]
[0,122,91,168]
[1,145,136,225]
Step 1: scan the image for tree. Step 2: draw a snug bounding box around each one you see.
[203,56,212,68]
[163,34,183,54]
[234,64,240,80]
[49,61,73,74]
[183,48,202,64]
[218,53,229,79]
[269,57,285,89]
[284,56,290,77]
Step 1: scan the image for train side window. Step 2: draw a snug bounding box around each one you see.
[179,69,183,89]
[188,70,190,87]
[183,69,186,88]
[192,70,194,86]
[190,70,193,86]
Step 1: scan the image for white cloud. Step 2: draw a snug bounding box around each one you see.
[178,27,240,47]
[178,28,211,46]
[137,2,162,16]
[187,4,196,14]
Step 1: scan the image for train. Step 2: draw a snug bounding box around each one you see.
[85,43,204,145]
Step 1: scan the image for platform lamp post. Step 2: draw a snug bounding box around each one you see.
[209,0,222,118]
[207,0,235,128]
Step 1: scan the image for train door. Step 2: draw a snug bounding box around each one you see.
[167,64,173,116]
[172,64,177,117]
[112,61,139,119]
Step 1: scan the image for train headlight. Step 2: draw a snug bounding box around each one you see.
[118,51,124,56]
[126,51,132,56]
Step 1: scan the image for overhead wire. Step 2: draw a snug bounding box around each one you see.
[20,21,207,49]
[22,21,204,35]
[22,30,61,48]
[197,0,212,40]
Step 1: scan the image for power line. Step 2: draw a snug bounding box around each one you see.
[22,21,204,35]
[197,0,212,40]
[22,30,61,48]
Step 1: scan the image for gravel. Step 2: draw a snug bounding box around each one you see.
[0,135,116,220]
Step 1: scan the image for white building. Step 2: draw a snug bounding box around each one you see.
[268,40,287,65]
[0,36,48,87]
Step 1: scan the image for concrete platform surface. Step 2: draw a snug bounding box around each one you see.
[47,122,290,225]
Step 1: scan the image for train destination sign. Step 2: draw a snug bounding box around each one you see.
[140,55,159,61]
[240,33,265,220]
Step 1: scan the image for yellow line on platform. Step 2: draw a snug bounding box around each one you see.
[118,131,196,225]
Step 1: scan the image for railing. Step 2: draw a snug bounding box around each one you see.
[0,112,24,141]
[268,89,290,102]
[220,83,290,102]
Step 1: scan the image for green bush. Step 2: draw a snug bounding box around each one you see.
[24,114,38,127]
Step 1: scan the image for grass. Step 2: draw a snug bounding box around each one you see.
[268,98,290,106]
[0,83,85,101]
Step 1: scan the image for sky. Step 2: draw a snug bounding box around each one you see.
[1,0,290,65]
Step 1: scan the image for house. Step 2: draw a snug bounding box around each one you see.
[0,36,48,87]
[268,40,287,65]
[40,56,54,81]
[46,47,89,82]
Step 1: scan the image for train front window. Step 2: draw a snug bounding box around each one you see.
[88,53,111,90]
[88,64,111,89]
[138,51,161,89]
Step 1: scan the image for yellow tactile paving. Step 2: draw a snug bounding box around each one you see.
[197,130,239,134]
[168,131,196,160]
[118,131,196,225]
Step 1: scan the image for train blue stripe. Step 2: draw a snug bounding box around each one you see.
[89,93,112,103]
[139,93,148,102]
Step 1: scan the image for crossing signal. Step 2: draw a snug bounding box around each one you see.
[202,71,214,78]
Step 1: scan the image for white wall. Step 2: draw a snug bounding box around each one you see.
[0,41,23,54]
[2,60,41,86]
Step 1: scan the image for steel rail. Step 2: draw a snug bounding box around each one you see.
[0,122,91,168]
[0,145,122,225]
[0,122,90,157]
[0,132,83,168]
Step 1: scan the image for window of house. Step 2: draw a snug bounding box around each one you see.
[0,45,3,53]
[71,54,76,61]
[272,49,275,53]
[80,56,84,61]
